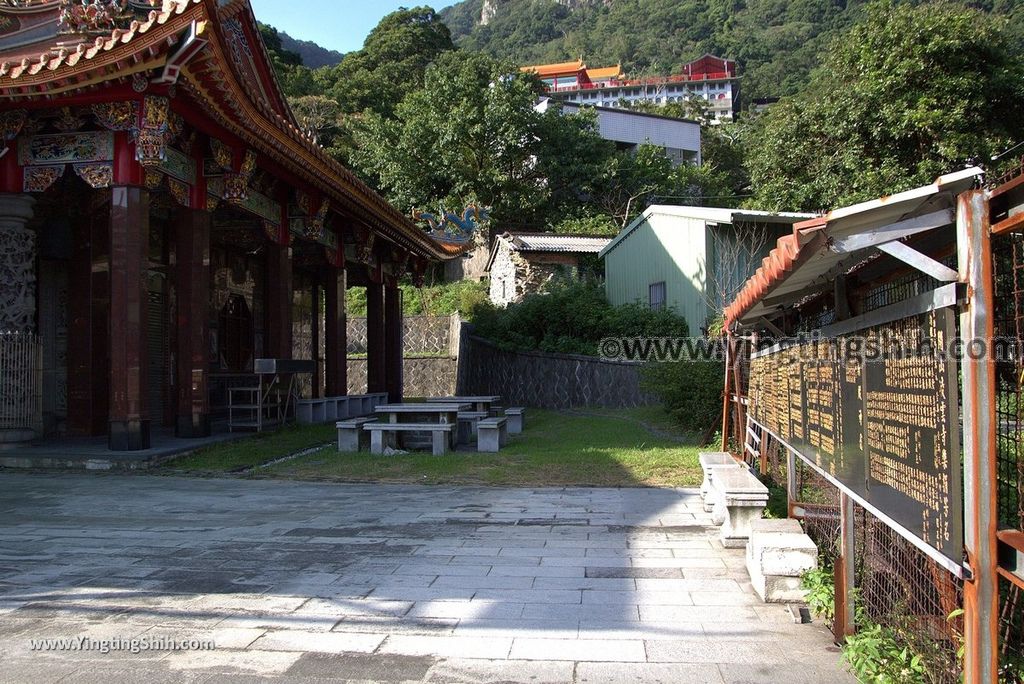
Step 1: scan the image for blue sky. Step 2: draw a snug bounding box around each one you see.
[250,1,459,55]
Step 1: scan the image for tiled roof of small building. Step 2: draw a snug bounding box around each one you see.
[504,232,611,254]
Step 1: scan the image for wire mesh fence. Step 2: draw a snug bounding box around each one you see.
[752,430,965,682]
[992,228,1024,681]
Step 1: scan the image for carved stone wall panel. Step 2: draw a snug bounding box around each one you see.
[0,195,38,333]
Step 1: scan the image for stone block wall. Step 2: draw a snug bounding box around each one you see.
[347,357,457,398]
[348,314,458,356]
[457,334,657,409]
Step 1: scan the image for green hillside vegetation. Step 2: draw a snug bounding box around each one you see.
[439,0,1023,104]
[256,1,1024,229]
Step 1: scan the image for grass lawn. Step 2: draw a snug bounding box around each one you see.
[257,407,705,487]
[162,406,706,487]
[164,423,336,473]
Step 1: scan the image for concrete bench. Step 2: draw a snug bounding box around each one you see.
[713,467,769,548]
[745,518,818,603]
[297,396,351,424]
[457,411,489,444]
[489,405,505,418]
[347,393,389,417]
[477,417,508,453]
[504,407,525,434]
[364,422,455,457]
[336,417,377,452]
[699,451,740,508]
[707,463,747,520]
[296,398,328,424]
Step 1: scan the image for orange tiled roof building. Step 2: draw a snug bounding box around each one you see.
[522,54,738,123]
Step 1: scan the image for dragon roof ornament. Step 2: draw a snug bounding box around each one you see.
[413,204,490,245]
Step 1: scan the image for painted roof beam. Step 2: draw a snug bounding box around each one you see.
[876,239,959,283]
[827,208,954,253]
[152,20,208,86]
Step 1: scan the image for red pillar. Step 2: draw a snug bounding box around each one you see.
[324,267,347,396]
[384,283,404,402]
[68,204,109,436]
[108,186,150,451]
[174,208,211,437]
[366,282,386,394]
[265,243,293,359]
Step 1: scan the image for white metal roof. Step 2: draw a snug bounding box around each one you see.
[598,205,816,258]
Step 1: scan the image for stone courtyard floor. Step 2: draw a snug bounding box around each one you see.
[0,474,853,683]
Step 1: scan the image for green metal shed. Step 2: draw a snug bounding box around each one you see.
[599,206,814,332]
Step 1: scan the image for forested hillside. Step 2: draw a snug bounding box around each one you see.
[278,31,343,69]
[438,0,1023,102]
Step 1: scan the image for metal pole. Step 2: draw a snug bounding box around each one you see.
[835,491,856,641]
[720,334,733,453]
[957,189,999,684]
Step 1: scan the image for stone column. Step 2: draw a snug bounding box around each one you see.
[366,282,386,394]
[174,208,211,438]
[108,186,150,451]
[0,194,37,333]
[324,267,347,396]
[384,283,404,403]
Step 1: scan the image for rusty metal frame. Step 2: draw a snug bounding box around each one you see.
[957,189,1000,684]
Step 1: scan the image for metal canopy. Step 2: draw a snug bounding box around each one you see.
[728,168,983,327]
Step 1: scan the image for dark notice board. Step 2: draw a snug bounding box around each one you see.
[749,308,962,567]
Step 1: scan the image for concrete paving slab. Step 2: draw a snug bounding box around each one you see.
[0,474,853,683]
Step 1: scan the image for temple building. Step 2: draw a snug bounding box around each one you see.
[0,0,460,452]
[522,54,739,124]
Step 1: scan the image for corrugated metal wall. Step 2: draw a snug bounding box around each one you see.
[603,213,711,333]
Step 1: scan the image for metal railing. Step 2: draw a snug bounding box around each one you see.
[0,331,42,435]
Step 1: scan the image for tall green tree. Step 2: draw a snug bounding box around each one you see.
[349,51,613,226]
[315,6,455,116]
[746,1,1024,211]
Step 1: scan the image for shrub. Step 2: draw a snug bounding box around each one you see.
[639,353,723,433]
[470,280,690,356]
[346,280,488,317]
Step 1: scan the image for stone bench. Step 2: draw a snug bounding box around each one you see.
[504,407,525,434]
[297,396,349,424]
[457,411,489,444]
[477,417,508,453]
[699,451,741,511]
[713,467,770,548]
[489,405,505,418]
[336,417,377,452]
[364,422,455,457]
[347,393,389,417]
[745,518,818,603]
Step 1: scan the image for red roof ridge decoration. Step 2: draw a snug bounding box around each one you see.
[0,0,192,80]
[0,0,467,261]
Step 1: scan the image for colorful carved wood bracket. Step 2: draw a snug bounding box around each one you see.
[357,233,376,266]
[0,108,25,156]
[91,101,139,132]
[393,251,410,279]
[23,165,64,193]
[73,163,113,189]
[223,149,255,203]
[135,95,170,167]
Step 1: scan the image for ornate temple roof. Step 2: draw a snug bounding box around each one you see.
[0,0,461,261]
